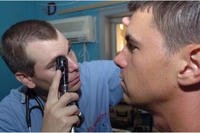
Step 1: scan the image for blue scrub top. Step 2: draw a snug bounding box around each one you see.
[0,60,123,132]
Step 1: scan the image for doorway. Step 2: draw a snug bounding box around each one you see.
[98,3,130,59]
[109,17,127,59]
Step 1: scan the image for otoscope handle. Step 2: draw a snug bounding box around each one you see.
[56,56,84,132]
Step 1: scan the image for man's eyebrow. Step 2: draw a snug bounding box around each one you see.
[46,56,57,69]
[125,34,140,45]
[68,41,71,47]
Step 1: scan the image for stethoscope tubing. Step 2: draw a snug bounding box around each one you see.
[25,90,44,132]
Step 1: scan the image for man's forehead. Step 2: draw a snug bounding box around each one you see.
[25,40,56,62]
[128,8,155,31]
[25,30,71,66]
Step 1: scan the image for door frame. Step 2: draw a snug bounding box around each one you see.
[98,3,130,59]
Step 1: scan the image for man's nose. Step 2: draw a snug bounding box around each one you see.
[67,57,79,72]
[114,50,127,68]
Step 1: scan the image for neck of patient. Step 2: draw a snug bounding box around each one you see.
[151,92,200,131]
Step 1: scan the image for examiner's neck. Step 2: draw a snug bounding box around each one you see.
[33,88,48,102]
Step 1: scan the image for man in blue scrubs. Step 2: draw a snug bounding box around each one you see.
[0,20,123,132]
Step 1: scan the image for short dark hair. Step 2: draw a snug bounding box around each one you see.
[1,20,57,76]
[128,1,200,54]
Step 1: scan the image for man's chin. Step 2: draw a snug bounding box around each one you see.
[123,93,132,105]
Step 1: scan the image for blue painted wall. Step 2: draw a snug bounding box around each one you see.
[0,1,127,100]
[0,1,39,99]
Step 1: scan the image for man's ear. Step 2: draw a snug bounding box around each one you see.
[178,45,200,86]
[15,72,36,89]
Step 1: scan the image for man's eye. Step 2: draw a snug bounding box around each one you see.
[68,48,71,53]
[67,46,72,54]
[68,49,74,56]
[49,63,57,70]
[127,42,137,53]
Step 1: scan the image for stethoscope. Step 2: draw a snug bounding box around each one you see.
[25,89,44,132]
[24,88,83,133]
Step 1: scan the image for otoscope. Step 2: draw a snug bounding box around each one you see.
[56,56,84,132]
[56,56,69,95]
